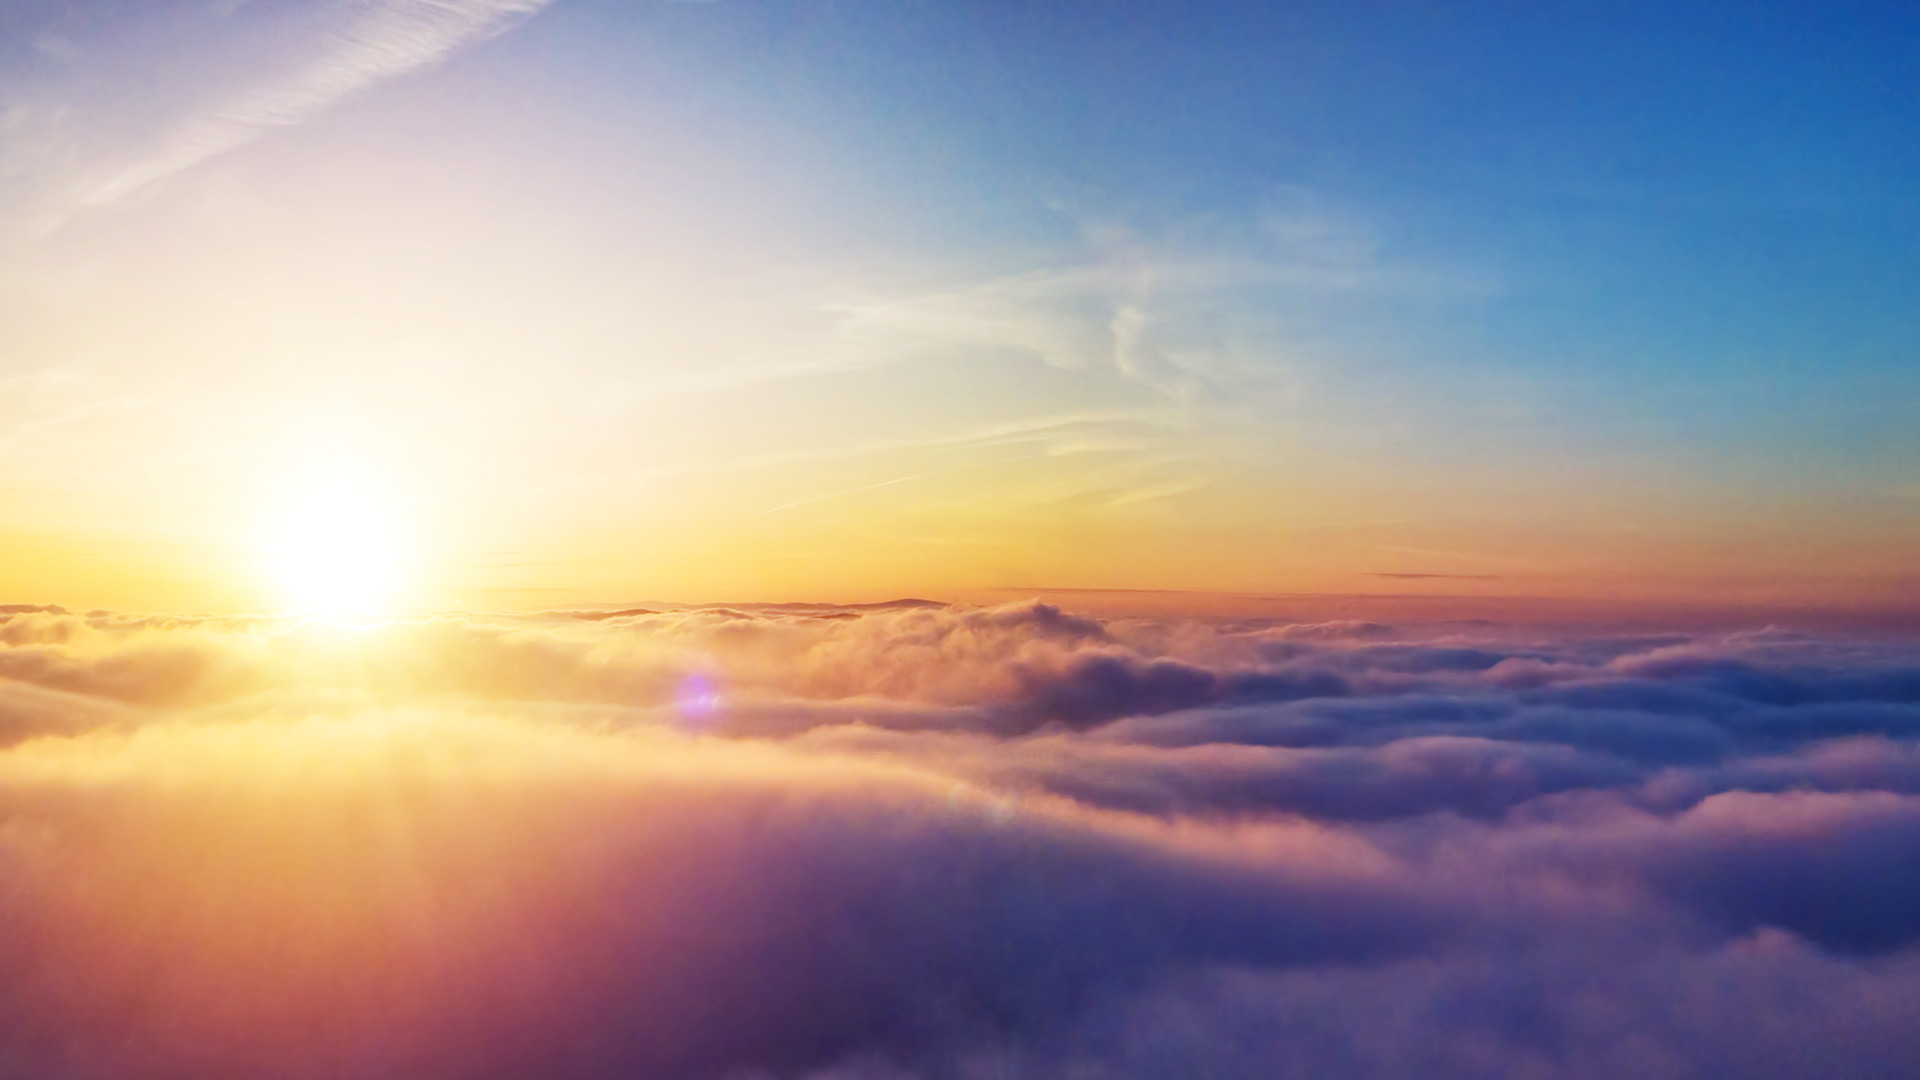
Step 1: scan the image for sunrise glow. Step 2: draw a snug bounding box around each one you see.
[265,464,405,614]
[2,3,1917,1078]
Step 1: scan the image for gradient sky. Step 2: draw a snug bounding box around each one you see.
[1,0,1916,611]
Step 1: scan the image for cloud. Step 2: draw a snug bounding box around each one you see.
[5,600,1920,1075]
[1,0,557,230]
[77,0,555,209]
[0,713,1458,1078]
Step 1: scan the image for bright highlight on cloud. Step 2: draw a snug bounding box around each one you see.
[5,600,1920,1078]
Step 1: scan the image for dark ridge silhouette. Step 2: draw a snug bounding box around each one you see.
[560,608,659,621]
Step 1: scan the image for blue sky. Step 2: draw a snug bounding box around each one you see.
[462,0,1920,483]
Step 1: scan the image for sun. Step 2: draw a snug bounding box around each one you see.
[266,465,406,614]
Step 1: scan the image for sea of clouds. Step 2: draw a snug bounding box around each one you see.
[4,599,1920,1078]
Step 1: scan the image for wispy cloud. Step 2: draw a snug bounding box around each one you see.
[827,207,1498,413]
[1367,572,1502,581]
[757,454,1040,515]
[61,0,556,219]
[632,410,1181,482]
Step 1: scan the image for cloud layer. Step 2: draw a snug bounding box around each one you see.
[4,600,1920,1077]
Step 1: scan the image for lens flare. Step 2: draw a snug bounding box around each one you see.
[674,670,724,732]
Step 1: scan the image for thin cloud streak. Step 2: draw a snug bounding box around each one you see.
[69,0,558,216]
[757,454,1040,516]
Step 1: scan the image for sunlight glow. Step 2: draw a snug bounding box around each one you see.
[266,465,405,614]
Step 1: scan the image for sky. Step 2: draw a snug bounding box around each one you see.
[8,8,1920,1077]
[1,0,1917,612]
